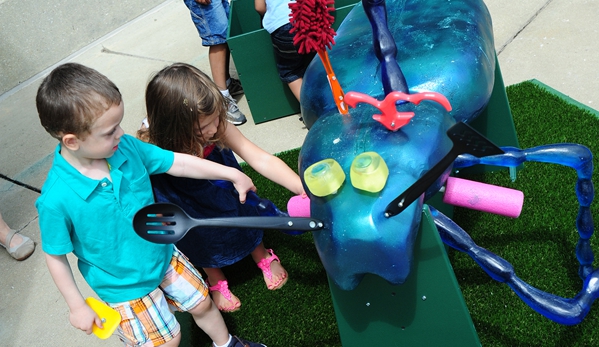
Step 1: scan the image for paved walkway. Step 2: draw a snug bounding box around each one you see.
[0,0,597,346]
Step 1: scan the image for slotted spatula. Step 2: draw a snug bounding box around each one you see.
[210,180,288,217]
[384,121,505,217]
[133,203,325,244]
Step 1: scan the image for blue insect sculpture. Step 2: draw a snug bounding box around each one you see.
[297,0,599,325]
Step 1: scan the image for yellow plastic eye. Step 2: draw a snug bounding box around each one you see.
[304,159,346,197]
[350,152,389,193]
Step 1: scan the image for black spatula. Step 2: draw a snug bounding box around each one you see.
[384,121,504,217]
[133,203,325,244]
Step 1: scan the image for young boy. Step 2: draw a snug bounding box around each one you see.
[254,0,316,101]
[183,0,247,126]
[35,62,265,347]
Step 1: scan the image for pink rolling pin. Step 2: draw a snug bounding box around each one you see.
[287,195,311,217]
[288,177,524,218]
[442,177,524,218]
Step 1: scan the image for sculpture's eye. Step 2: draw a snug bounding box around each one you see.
[304,159,346,197]
[350,152,389,193]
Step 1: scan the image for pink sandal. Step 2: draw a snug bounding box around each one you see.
[257,249,288,290]
[208,280,241,312]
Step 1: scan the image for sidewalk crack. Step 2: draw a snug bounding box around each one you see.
[497,0,554,55]
[101,46,173,63]
[0,174,41,194]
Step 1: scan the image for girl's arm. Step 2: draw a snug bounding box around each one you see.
[167,153,256,203]
[254,0,266,16]
[224,126,306,196]
[45,253,102,334]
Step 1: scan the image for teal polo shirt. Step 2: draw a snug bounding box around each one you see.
[36,134,175,302]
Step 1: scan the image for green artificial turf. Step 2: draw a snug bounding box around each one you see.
[180,80,599,346]
[448,81,599,347]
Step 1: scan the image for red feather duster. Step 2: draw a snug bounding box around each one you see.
[289,0,347,114]
[289,0,337,54]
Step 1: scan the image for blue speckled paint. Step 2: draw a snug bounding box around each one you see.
[298,0,495,290]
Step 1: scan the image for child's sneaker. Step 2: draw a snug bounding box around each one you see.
[227,335,266,347]
[226,95,247,126]
[227,78,244,96]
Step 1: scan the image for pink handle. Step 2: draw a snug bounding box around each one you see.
[443,177,524,218]
[287,195,311,217]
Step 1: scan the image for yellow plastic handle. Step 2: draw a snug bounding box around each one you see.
[86,297,121,339]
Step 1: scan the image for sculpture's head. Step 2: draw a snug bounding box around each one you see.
[300,101,456,290]
[298,0,496,290]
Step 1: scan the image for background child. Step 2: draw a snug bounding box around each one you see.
[138,63,305,313]
[254,0,316,101]
[183,0,247,126]
[35,62,263,347]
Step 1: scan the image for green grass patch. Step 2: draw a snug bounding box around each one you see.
[181,80,599,346]
[449,81,599,347]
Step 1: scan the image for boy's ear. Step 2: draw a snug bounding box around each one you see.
[61,134,80,151]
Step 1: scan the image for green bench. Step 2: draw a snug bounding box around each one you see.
[227,0,360,124]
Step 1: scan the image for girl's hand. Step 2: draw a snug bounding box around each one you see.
[69,302,103,335]
[195,0,211,5]
[232,172,256,204]
[294,180,307,198]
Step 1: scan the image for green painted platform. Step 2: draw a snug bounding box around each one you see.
[328,207,481,347]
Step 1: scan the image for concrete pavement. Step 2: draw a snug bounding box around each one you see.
[0,0,597,346]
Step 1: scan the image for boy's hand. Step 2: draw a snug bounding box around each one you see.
[44,253,104,335]
[70,302,103,335]
[233,172,256,204]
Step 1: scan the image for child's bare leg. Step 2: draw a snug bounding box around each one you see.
[188,297,230,346]
[252,242,288,290]
[288,78,303,101]
[209,43,230,91]
[204,267,241,312]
